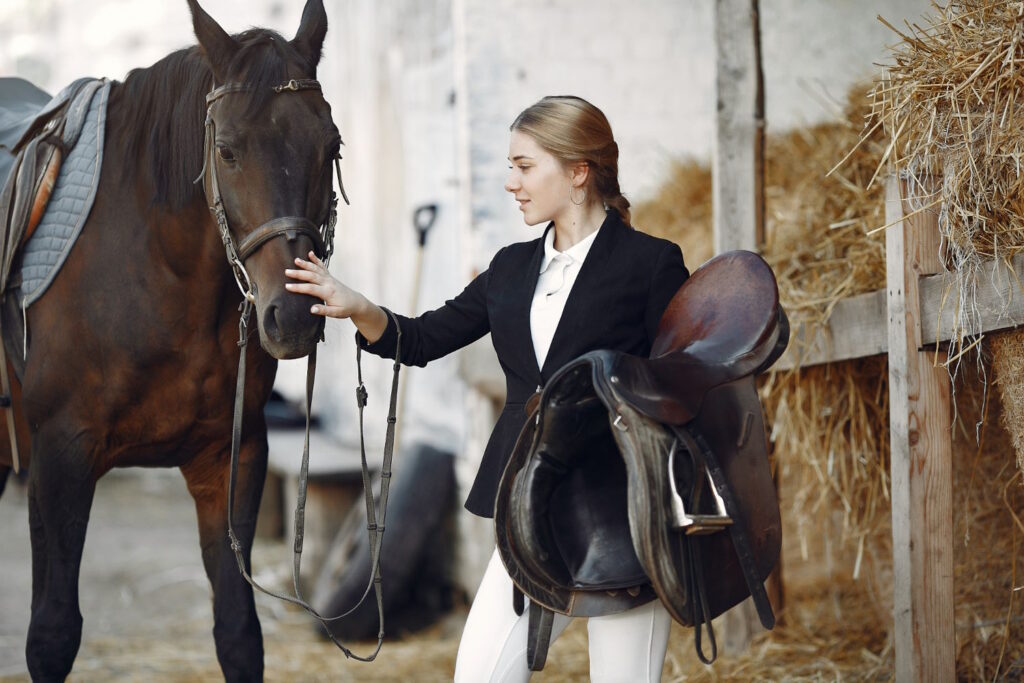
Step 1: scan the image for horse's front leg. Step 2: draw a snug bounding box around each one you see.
[181,438,268,683]
[25,429,97,682]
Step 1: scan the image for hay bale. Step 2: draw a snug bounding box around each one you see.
[868,1,1024,379]
[633,158,713,268]
[991,328,1024,477]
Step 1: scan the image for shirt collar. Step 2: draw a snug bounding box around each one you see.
[539,223,602,274]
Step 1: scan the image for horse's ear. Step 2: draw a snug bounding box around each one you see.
[187,0,237,83]
[292,0,328,71]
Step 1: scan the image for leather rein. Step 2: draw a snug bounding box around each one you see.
[196,77,400,662]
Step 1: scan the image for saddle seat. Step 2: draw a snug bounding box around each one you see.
[607,250,789,427]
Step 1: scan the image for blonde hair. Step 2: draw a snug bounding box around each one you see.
[510,96,630,225]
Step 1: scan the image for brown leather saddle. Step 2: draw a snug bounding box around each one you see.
[494,249,788,669]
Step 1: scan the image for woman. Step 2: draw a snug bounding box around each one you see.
[285,96,689,682]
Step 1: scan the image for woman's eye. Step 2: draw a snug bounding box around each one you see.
[218,145,236,162]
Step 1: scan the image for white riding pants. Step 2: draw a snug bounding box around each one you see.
[454,549,671,683]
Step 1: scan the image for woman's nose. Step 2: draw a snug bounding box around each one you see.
[505,172,518,193]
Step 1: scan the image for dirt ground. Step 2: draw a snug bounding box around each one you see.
[0,467,721,683]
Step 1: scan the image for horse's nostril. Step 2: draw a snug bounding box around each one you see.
[264,304,283,342]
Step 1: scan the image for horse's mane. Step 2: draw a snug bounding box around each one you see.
[114,28,312,210]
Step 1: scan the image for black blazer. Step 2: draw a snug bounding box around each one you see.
[359,211,689,517]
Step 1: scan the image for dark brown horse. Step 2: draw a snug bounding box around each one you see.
[0,1,339,679]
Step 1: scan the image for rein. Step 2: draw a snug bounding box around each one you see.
[197,77,399,661]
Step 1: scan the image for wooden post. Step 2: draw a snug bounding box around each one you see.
[885,175,955,681]
[712,0,765,255]
[711,0,768,653]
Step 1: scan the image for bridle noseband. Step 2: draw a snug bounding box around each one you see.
[195,78,349,303]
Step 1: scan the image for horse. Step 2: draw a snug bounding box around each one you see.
[0,0,340,679]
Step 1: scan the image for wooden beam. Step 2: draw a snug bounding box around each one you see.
[712,0,764,254]
[885,175,955,682]
[712,0,767,654]
[775,289,888,370]
[775,252,1024,370]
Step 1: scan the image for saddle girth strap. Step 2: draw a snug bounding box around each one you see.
[527,602,555,671]
[672,425,776,631]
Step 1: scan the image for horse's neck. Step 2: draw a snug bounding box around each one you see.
[103,85,227,282]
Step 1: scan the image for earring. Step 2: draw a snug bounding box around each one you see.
[569,186,586,206]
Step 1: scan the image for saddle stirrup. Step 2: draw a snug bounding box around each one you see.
[668,437,731,534]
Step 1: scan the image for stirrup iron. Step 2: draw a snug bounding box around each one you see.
[668,438,732,534]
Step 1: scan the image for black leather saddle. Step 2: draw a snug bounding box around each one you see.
[494,249,788,670]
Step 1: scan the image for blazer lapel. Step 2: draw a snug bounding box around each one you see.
[516,224,551,381]
[539,213,623,378]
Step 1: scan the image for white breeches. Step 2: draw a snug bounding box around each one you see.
[454,549,671,683]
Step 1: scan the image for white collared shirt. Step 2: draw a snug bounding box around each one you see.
[530,225,601,369]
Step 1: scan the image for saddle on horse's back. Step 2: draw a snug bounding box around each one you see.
[0,77,106,473]
[494,250,789,670]
[0,77,104,299]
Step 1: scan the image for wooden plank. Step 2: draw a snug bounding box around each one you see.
[885,175,955,682]
[776,252,1024,370]
[712,0,764,254]
[775,289,888,370]
[920,253,1024,346]
[712,0,767,653]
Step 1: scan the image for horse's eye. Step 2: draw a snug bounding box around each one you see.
[217,145,236,162]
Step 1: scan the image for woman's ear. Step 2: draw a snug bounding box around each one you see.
[570,161,590,188]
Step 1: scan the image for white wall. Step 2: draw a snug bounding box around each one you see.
[455,0,931,262]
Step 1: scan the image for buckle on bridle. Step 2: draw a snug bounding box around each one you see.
[274,79,301,93]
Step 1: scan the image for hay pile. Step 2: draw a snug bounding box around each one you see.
[867,1,1024,468]
[870,1,1024,266]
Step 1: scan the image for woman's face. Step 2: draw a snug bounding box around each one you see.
[505,130,573,226]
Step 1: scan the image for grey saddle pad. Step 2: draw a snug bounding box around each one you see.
[16,79,111,308]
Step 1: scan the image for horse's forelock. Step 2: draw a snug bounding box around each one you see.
[224,29,313,118]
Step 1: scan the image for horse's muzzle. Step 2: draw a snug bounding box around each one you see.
[258,293,323,359]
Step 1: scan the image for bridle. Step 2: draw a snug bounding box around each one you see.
[196,78,347,304]
[195,77,399,663]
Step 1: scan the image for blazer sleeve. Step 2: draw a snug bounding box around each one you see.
[645,241,689,343]
[357,259,494,368]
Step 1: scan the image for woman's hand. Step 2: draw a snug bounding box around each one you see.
[285,251,363,318]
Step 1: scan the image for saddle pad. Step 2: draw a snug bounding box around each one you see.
[20,80,110,309]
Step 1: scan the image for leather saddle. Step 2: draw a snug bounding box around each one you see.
[494,249,788,670]
[0,77,103,297]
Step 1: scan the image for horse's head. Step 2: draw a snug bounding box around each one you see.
[188,0,339,360]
